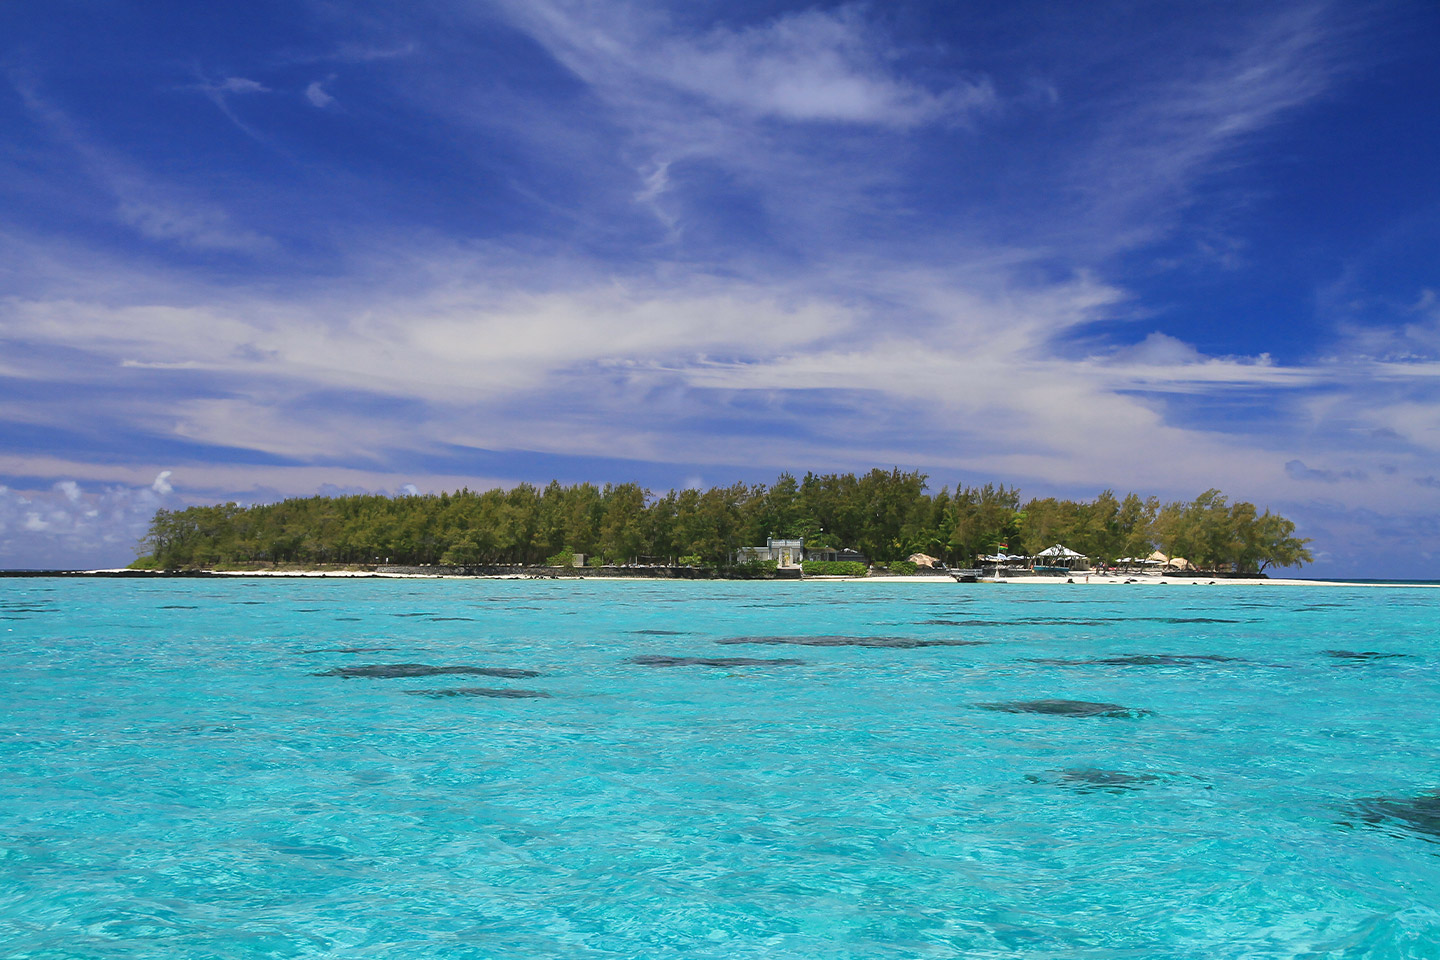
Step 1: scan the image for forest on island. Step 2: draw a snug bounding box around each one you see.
[135,470,1313,574]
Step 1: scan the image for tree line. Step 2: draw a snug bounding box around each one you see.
[134,469,1312,574]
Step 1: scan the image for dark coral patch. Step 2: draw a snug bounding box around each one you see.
[923,617,1241,626]
[718,635,985,648]
[1025,768,1165,793]
[978,699,1152,718]
[402,687,551,699]
[629,655,804,667]
[1028,654,1241,666]
[1347,791,1440,843]
[314,663,541,679]
[1324,650,1411,662]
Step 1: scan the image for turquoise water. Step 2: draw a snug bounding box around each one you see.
[2,578,1438,959]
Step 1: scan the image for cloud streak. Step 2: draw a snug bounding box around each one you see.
[504,1,993,128]
[10,78,274,253]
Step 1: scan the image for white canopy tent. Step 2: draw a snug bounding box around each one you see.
[1034,544,1087,570]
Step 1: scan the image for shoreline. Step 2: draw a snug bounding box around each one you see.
[0,568,1432,588]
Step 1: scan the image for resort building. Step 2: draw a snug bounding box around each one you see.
[734,537,806,568]
[806,546,869,564]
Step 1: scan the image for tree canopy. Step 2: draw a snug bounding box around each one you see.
[135,470,1311,574]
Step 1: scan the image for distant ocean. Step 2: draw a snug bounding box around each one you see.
[2,577,1438,958]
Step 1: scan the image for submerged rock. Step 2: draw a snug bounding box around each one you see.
[923,617,1242,626]
[978,699,1152,718]
[718,635,986,648]
[1324,650,1411,662]
[1348,791,1440,842]
[1025,768,1167,793]
[1028,654,1241,666]
[402,687,552,699]
[629,655,805,667]
[313,663,541,679]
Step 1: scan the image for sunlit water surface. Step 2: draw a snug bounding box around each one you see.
[2,578,1438,958]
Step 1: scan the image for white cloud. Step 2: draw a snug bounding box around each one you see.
[503,1,990,128]
[212,77,268,95]
[646,6,990,126]
[1107,332,1205,366]
[152,470,173,495]
[281,41,418,65]
[116,197,274,252]
[0,476,179,569]
[305,79,335,108]
[7,258,1439,519]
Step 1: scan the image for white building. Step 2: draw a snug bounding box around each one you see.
[735,537,805,568]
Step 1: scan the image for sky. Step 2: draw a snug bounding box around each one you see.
[2,0,1439,576]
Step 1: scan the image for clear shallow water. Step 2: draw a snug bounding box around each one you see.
[2,578,1438,959]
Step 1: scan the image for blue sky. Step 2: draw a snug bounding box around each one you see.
[2,0,1439,576]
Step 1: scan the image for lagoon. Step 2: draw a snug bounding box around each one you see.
[2,577,1438,958]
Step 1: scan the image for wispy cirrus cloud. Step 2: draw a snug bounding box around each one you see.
[1058,2,1352,253]
[502,1,992,128]
[10,78,274,253]
[189,74,272,142]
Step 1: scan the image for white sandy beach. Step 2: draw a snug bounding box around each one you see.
[831,572,1425,587]
[81,568,1430,587]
